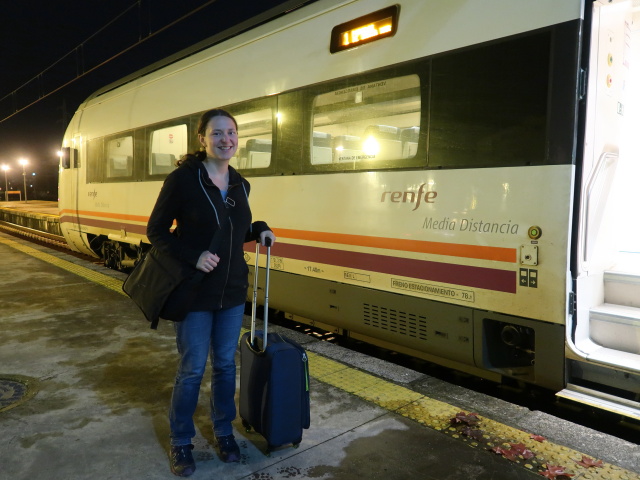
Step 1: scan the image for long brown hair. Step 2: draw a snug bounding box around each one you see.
[176,109,238,166]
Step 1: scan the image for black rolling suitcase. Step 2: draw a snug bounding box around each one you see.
[239,240,310,453]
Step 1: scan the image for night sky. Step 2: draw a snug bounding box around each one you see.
[0,0,298,199]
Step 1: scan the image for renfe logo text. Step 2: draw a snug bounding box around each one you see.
[380,183,437,210]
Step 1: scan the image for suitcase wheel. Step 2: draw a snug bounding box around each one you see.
[242,419,252,433]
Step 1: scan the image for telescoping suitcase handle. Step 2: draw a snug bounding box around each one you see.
[250,237,272,351]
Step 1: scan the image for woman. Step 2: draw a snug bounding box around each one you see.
[147,108,276,477]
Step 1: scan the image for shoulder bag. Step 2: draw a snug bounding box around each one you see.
[123,229,222,329]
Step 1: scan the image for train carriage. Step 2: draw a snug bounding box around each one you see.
[58,0,640,418]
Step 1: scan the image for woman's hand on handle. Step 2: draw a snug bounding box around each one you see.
[260,230,276,247]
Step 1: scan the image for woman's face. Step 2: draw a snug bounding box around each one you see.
[199,115,238,162]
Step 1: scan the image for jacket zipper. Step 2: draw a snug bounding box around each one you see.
[219,216,233,309]
[218,181,237,309]
[199,167,243,310]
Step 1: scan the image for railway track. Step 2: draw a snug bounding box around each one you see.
[0,220,98,262]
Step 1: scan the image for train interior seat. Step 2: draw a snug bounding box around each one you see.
[245,139,272,168]
[363,125,402,161]
[230,147,247,169]
[333,135,362,163]
[108,155,133,177]
[150,153,176,175]
[401,126,420,158]
[312,131,333,165]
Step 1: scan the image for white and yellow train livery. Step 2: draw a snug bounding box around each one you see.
[58,0,640,418]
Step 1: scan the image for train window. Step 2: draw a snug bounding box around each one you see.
[86,138,104,183]
[149,124,187,175]
[228,108,273,171]
[311,74,421,169]
[429,32,550,167]
[59,147,78,170]
[106,135,134,179]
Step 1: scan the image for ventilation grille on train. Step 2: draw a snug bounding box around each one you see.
[363,303,428,340]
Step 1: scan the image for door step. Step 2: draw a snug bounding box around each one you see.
[556,384,640,420]
[604,270,640,308]
[589,303,640,354]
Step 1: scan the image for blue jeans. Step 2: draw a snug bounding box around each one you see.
[169,304,244,446]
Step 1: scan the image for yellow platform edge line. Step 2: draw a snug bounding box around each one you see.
[4,233,638,480]
[0,235,125,295]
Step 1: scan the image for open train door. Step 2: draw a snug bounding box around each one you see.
[559,0,640,419]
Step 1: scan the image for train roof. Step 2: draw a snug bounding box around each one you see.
[86,0,317,102]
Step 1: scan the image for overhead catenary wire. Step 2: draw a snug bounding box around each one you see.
[0,0,218,125]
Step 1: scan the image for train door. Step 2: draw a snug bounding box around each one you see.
[58,133,90,253]
[560,0,640,417]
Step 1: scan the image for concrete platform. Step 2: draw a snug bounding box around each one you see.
[0,231,638,480]
[0,200,59,215]
[0,201,61,237]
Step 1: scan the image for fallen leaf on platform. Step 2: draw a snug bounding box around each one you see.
[574,456,603,468]
[490,443,536,462]
[509,443,535,459]
[451,411,480,426]
[491,445,509,456]
[461,426,484,441]
[539,464,574,479]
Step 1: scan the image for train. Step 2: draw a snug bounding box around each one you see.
[58,0,640,419]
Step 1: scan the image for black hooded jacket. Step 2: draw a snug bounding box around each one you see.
[146,156,270,312]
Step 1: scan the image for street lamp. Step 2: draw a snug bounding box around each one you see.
[19,158,28,203]
[1,165,8,201]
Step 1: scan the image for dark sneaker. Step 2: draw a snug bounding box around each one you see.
[216,434,240,463]
[170,444,195,477]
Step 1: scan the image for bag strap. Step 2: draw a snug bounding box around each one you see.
[149,169,228,329]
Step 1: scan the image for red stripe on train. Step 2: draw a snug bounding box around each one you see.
[247,242,516,293]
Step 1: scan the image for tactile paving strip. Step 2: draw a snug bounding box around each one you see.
[0,236,125,294]
[3,233,639,480]
[308,352,640,480]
